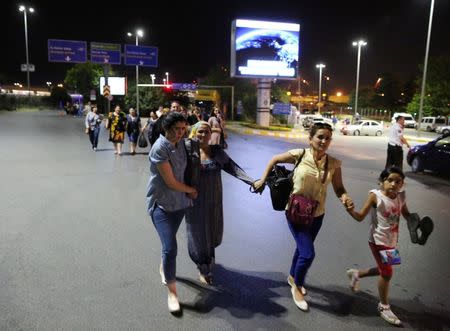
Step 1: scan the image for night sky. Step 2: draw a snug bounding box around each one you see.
[2,0,450,94]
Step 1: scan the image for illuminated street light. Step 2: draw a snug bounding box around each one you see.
[352,39,367,118]
[19,5,34,97]
[150,74,155,85]
[127,29,144,114]
[163,78,166,85]
[165,72,169,85]
[315,63,326,114]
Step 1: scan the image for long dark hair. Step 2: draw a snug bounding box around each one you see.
[162,112,187,132]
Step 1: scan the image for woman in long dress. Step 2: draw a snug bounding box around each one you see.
[185,121,254,284]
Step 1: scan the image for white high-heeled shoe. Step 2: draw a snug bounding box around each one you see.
[168,292,180,313]
[287,275,307,295]
[291,287,309,311]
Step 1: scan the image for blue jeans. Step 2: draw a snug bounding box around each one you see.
[151,205,186,283]
[287,214,324,287]
[88,127,100,148]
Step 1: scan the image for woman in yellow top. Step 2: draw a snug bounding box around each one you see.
[253,122,352,312]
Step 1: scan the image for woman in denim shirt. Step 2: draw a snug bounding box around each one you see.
[146,112,198,313]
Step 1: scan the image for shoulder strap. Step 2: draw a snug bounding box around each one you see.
[321,155,329,184]
[293,149,306,170]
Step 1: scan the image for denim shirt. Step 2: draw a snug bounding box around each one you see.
[85,112,101,130]
[146,134,192,213]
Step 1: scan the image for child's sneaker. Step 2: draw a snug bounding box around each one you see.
[378,303,402,326]
[346,269,360,292]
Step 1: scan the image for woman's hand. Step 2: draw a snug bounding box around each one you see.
[340,194,354,210]
[186,188,198,200]
[252,179,266,194]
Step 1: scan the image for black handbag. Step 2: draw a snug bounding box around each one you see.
[183,138,200,187]
[137,132,148,148]
[266,150,305,211]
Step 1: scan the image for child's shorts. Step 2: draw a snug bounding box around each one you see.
[369,242,394,277]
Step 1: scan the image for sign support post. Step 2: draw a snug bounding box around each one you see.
[103,65,110,114]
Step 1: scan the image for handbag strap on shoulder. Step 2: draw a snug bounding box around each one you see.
[293,149,306,170]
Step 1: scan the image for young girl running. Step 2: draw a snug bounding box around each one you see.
[345,167,411,326]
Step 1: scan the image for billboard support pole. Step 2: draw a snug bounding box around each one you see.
[104,65,110,114]
[256,79,271,127]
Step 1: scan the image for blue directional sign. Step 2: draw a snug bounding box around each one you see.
[48,39,87,63]
[171,83,197,90]
[124,45,158,67]
[272,102,292,115]
[90,42,121,65]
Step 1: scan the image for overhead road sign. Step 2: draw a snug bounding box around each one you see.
[171,83,197,91]
[124,45,158,67]
[91,42,121,64]
[48,39,87,63]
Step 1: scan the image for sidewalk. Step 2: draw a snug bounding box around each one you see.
[226,121,436,144]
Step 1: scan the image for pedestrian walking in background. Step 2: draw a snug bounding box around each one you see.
[84,105,102,151]
[126,108,142,155]
[185,121,254,285]
[149,101,182,146]
[146,112,198,313]
[208,107,226,148]
[142,110,159,145]
[345,167,412,326]
[385,115,410,170]
[253,122,353,312]
[105,105,127,155]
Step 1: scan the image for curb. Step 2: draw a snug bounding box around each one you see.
[228,126,307,139]
[228,126,435,144]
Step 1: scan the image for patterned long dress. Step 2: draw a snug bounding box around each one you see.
[185,145,254,276]
[108,111,127,143]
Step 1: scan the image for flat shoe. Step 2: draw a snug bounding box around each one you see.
[168,293,180,313]
[287,275,307,295]
[291,287,308,311]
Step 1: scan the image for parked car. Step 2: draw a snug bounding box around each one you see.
[391,112,417,128]
[419,116,447,132]
[340,120,384,136]
[407,133,450,175]
[435,125,450,135]
[302,115,326,129]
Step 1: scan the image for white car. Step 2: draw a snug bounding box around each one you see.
[341,120,384,136]
[436,125,450,135]
[391,112,417,128]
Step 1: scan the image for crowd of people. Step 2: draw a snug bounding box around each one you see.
[82,100,227,156]
[82,104,423,325]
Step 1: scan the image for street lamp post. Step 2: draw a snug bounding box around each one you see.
[315,63,325,114]
[352,39,367,119]
[418,0,435,132]
[165,72,169,85]
[127,29,144,114]
[19,5,34,97]
[150,74,155,85]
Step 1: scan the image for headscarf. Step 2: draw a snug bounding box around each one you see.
[189,120,211,139]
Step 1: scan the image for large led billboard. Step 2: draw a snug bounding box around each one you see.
[99,77,126,96]
[230,19,300,79]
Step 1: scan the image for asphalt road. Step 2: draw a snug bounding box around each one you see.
[1,110,449,330]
